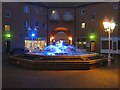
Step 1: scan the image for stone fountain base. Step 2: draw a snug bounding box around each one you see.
[8,53,109,70]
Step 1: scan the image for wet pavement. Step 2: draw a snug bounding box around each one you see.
[2,53,120,88]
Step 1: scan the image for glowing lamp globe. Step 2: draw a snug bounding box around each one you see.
[32,33,35,37]
[110,18,116,30]
[90,34,96,40]
[69,37,72,41]
[103,17,110,29]
[6,33,11,38]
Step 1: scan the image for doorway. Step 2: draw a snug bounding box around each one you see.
[51,31,71,45]
[90,41,95,52]
[5,41,10,52]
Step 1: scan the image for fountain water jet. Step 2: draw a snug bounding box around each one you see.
[40,40,83,56]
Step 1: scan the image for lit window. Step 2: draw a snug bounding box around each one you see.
[113,3,118,9]
[79,42,82,44]
[5,25,10,31]
[83,42,86,44]
[24,5,30,13]
[81,22,86,29]
[81,9,85,15]
[5,9,11,17]
[77,37,86,49]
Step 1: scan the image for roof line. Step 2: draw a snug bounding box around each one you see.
[75,2,104,8]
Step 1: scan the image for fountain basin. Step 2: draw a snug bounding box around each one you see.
[9,53,108,70]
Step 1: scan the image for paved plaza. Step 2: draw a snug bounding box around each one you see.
[2,53,120,89]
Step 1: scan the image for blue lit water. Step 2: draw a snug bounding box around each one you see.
[40,40,83,56]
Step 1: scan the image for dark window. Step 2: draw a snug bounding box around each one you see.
[118,41,120,50]
[35,21,39,28]
[63,11,73,21]
[5,9,11,17]
[24,20,29,29]
[50,10,60,21]
[43,8,46,14]
[35,7,40,14]
[91,13,95,21]
[91,28,95,33]
[113,42,117,50]
[24,5,30,13]
[113,3,118,9]
[102,41,112,49]
[42,23,46,30]
[81,9,85,15]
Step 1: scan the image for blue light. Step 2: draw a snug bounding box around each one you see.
[32,33,35,37]
[41,40,83,56]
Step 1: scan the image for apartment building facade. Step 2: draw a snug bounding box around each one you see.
[2,2,120,54]
[76,2,120,54]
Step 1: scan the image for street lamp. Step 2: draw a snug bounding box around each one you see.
[103,16,116,62]
[27,26,37,51]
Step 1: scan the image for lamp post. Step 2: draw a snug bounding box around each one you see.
[27,26,37,51]
[103,16,116,62]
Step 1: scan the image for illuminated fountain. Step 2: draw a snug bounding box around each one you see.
[27,40,101,61]
[40,40,82,56]
[9,40,108,70]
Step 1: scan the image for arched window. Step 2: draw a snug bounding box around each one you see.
[63,11,73,21]
[49,10,60,21]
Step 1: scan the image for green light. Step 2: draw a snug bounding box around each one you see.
[5,33,11,38]
[90,34,96,40]
[90,35,94,39]
[7,34,10,37]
